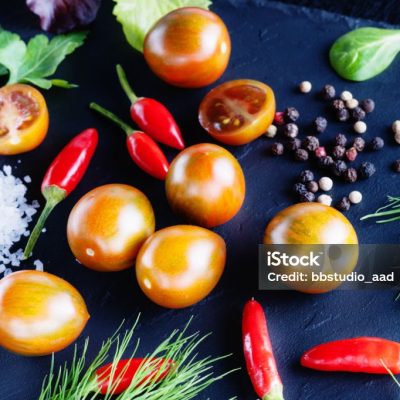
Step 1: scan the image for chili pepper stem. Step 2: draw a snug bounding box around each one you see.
[263,383,284,400]
[90,102,133,136]
[23,186,66,259]
[116,64,138,104]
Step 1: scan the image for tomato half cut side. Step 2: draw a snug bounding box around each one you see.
[199,79,276,145]
[0,84,49,155]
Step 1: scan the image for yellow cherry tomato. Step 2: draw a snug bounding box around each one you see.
[0,84,49,155]
[136,225,226,309]
[264,203,359,293]
[67,184,155,272]
[166,143,246,228]
[0,270,89,356]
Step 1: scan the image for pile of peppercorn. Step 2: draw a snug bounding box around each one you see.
[266,84,388,212]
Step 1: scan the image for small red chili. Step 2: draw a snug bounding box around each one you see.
[242,299,284,400]
[96,358,172,395]
[90,102,169,180]
[301,337,400,374]
[116,64,185,150]
[23,128,98,259]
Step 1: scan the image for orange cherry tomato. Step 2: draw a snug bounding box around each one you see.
[0,270,89,356]
[0,84,49,155]
[166,143,245,228]
[67,184,155,272]
[264,203,359,293]
[136,225,226,309]
[199,79,276,145]
[144,7,231,88]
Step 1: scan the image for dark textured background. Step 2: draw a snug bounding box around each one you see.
[1,1,400,399]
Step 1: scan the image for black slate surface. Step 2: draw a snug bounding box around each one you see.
[1,1,400,399]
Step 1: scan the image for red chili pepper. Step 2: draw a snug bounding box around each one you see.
[96,358,172,395]
[90,102,169,180]
[23,128,98,259]
[116,64,185,150]
[301,337,400,374]
[242,299,284,400]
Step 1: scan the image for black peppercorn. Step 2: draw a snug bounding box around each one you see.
[284,107,300,123]
[302,136,319,151]
[393,160,400,173]
[299,170,314,183]
[293,182,307,195]
[283,123,299,138]
[321,84,336,100]
[307,181,319,193]
[360,99,375,113]
[332,145,346,160]
[353,137,365,152]
[299,191,315,202]
[352,106,366,121]
[318,155,334,169]
[343,168,358,183]
[294,148,309,161]
[314,117,328,133]
[335,133,347,147]
[337,108,350,122]
[285,138,301,152]
[369,137,385,151]
[270,142,284,155]
[332,99,345,111]
[358,162,376,179]
[331,160,347,176]
[336,197,351,212]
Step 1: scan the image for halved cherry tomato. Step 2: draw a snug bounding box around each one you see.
[0,84,49,155]
[199,79,275,145]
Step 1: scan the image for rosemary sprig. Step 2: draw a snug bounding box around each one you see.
[361,196,400,224]
[39,316,238,400]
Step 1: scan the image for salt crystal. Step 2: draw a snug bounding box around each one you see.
[34,260,44,271]
[23,176,32,183]
[0,165,43,276]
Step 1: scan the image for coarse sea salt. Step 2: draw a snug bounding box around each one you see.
[0,165,43,276]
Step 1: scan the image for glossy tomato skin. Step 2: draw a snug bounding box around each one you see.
[0,270,89,356]
[199,79,276,145]
[0,84,49,155]
[166,143,245,228]
[67,184,155,272]
[264,203,358,293]
[144,7,231,88]
[136,225,226,309]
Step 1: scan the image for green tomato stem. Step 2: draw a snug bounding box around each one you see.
[23,186,66,259]
[116,64,138,104]
[89,102,133,136]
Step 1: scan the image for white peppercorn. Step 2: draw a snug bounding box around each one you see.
[354,121,367,134]
[265,124,278,138]
[299,81,312,93]
[346,98,359,109]
[318,194,332,206]
[319,176,333,191]
[392,120,400,134]
[340,91,353,101]
[349,191,362,204]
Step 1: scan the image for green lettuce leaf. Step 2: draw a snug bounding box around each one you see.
[113,0,212,53]
[0,28,87,89]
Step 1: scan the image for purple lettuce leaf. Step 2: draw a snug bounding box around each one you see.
[26,0,101,33]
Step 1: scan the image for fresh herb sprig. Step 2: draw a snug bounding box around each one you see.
[0,28,87,89]
[361,196,400,223]
[39,316,238,400]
